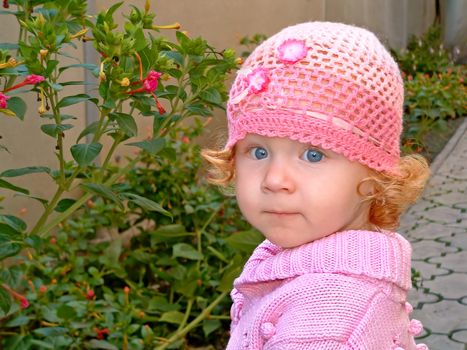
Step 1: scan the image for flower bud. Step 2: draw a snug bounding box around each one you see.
[86,289,95,300]
[120,77,130,87]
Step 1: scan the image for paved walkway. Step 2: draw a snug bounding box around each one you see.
[399,118,467,350]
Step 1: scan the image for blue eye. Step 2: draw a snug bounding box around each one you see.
[250,147,268,160]
[303,149,324,163]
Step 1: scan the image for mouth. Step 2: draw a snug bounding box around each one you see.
[264,210,300,216]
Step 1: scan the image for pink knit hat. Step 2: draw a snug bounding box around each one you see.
[226,22,404,172]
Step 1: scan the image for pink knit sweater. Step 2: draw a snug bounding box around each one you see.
[226,230,429,350]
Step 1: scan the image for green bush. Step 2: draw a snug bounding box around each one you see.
[0,122,262,349]
[0,0,262,348]
[392,25,466,154]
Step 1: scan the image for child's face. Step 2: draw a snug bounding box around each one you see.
[234,134,373,248]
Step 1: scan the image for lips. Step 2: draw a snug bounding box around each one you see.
[264,210,299,216]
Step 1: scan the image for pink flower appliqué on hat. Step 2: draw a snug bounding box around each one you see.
[278,39,308,64]
[246,67,270,94]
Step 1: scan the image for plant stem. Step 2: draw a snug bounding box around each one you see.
[30,186,65,236]
[155,291,228,350]
[98,133,122,181]
[177,298,193,332]
[36,155,142,237]
[92,108,110,143]
[48,88,66,187]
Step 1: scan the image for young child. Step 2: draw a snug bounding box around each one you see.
[203,22,430,350]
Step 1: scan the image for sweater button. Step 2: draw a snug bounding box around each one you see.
[408,319,424,336]
[404,302,413,314]
[260,322,276,340]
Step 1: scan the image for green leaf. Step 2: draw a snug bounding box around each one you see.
[59,63,99,74]
[122,193,171,217]
[86,340,118,350]
[33,327,68,337]
[0,43,19,50]
[172,243,203,260]
[40,124,74,138]
[14,193,48,207]
[54,198,77,213]
[0,178,29,194]
[0,265,23,288]
[133,28,147,51]
[6,97,27,120]
[199,87,222,105]
[0,226,22,260]
[127,137,165,155]
[203,319,221,337]
[185,102,212,116]
[0,215,26,232]
[218,263,242,293]
[29,340,54,349]
[77,121,100,142]
[104,239,122,266]
[71,143,102,167]
[80,183,123,210]
[161,50,184,66]
[57,304,77,320]
[150,225,193,244]
[56,94,93,108]
[0,166,50,178]
[0,287,11,314]
[5,315,29,327]
[176,31,190,51]
[224,230,264,253]
[159,310,184,325]
[109,112,137,137]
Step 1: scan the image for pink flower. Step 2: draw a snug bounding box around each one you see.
[20,297,29,309]
[1,283,29,309]
[416,344,429,350]
[25,74,45,84]
[0,92,10,108]
[86,289,95,300]
[278,39,307,64]
[3,74,45,93]
[143,70,162,92]
[246,68,270,94]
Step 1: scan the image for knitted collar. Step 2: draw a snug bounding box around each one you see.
[234,230,412,291]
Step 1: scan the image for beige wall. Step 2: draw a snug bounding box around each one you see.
[1,0,437,226]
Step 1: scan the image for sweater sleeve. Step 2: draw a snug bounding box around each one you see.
[260,273,412,350]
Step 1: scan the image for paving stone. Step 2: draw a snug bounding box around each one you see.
[402,122,467,347]
[451,329,467,344]
[429,251,467,273]
[412,300,467,334]
[424,190,467,205]
[421,273,467,299]
[414,333,465,350]
[412,260,452,280]
[410,240,460,260]
[408,288,442,309]
[417,206,467,225]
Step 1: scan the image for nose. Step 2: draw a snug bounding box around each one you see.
[261,159,296,193]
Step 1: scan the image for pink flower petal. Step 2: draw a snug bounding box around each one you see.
[0,92,10,109]
[246,67,270,94]
[278,39,307,64]
[25,74,45,84]
[143,70,162,92]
